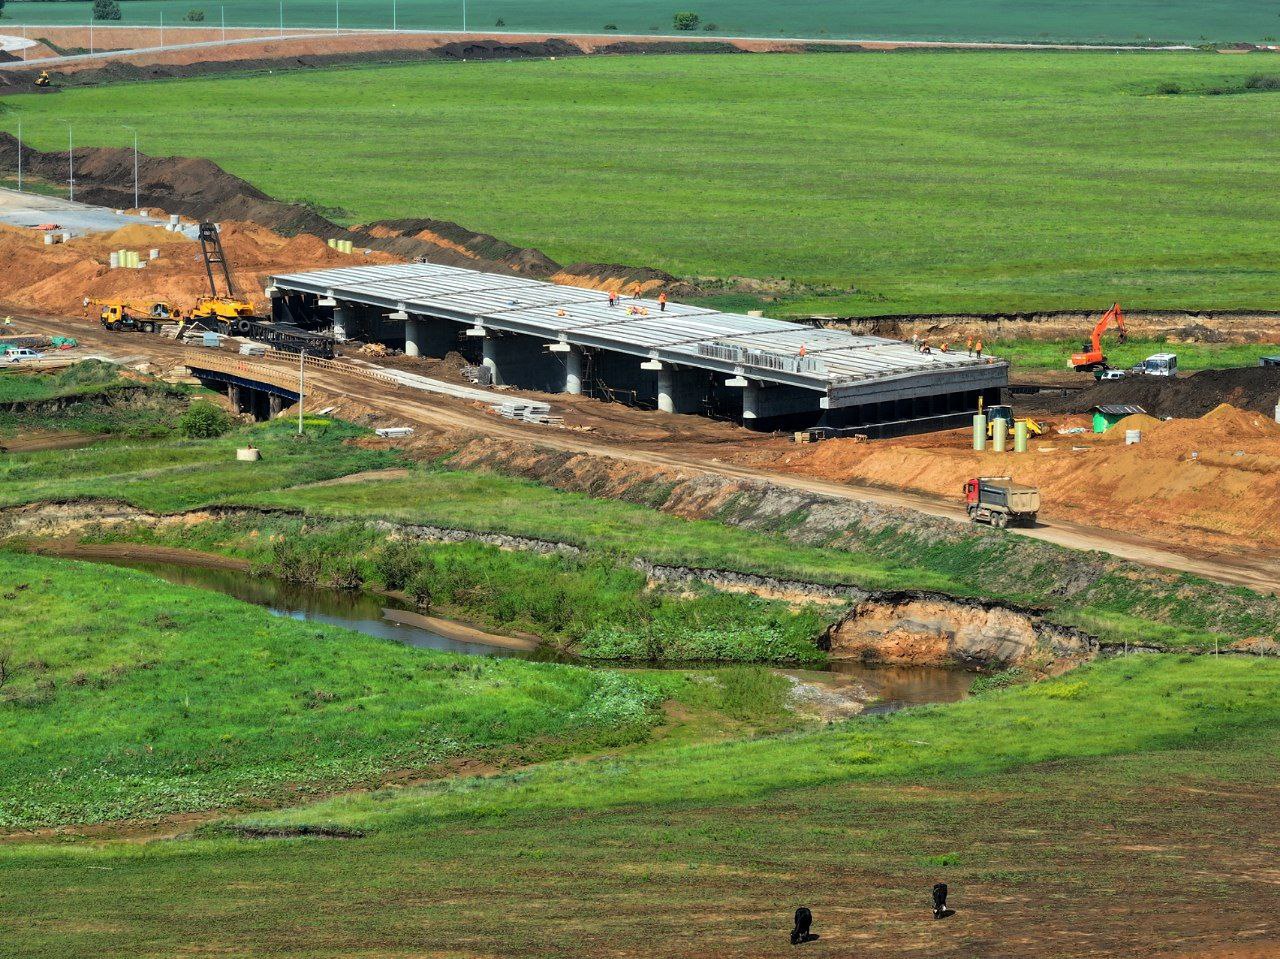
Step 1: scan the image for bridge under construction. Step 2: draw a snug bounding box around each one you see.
[268,262,1007,435]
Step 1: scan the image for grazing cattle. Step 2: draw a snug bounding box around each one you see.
[932,882,949,918]
[791,907,814,945]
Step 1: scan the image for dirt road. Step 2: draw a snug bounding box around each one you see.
[12,307,1279,593]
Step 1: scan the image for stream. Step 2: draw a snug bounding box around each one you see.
[102,559,974,712]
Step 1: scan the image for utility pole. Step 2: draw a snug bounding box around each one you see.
[335,0,340,32]
[279,0,284,36]
[222,6,226,41]
[297,350,305,435]
[122,125,139,210]
[462,0,467,32]
[90,13,95,55]
[392,0,397,31]
[66,125,74,202]
[15,120,21,193]
[160,11,165,47]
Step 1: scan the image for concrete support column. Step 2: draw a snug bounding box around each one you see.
[657,366,675,414]
[228,385,243,412]
[565,347,583,395]
[742,380,760,425]
[481,336,502,386]
[332,304,351,342]
[269,394,285,418]
[404,318,423,357]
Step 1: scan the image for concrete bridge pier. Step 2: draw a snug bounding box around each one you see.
[332,303,351,341]
[269,394,285,418]
[480,335,502,386]
[742,380,760,425]
[550,343,584,395]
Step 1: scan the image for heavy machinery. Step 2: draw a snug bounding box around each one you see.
[183,222,335,356]
[34,71,51,88]
[1069,302,1126,372]
[85,297,178,334]
[984,403,1044,439]
[963,476,1040,529]
[188,221,257,328]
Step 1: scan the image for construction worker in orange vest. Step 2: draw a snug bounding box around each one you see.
[658,292,668,312]
[975,339,984,358]
[966,337,974,357]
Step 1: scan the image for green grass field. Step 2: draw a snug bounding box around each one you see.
[0,551,673,828]
[0,416,402,509]
[3,0,1277,42]
[5,53,1280,315]
[2,651,1279,956]
[995,338,1280,371]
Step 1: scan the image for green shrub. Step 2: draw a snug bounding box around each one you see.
[374,540,422,591]
[672,11,700,30]
[185,8,205,21]
[92,0,121,21]
[178,400,233,438]
[1245,73,1280,91]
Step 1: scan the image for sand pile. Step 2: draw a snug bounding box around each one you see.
[104,223,183,247]
[752,402,1280,551]
[0,220,396,316]
[1104,412,1165,435]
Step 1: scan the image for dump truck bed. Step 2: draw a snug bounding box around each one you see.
[978,478,1041,514]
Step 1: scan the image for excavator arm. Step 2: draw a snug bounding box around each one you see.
[1069,303,1126,370]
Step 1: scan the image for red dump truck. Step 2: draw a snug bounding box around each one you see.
[963,476,1040,529]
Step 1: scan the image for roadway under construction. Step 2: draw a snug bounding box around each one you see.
[268,263,1008,435]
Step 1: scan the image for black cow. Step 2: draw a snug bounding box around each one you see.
[932,883,949,919]
[790,907,815,945]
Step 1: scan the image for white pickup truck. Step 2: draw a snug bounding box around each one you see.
[2,348,44,364]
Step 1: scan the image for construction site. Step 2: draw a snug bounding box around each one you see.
[3,31,1280,959]
[2,172,1280,576]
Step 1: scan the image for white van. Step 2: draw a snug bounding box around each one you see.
[2,348,44,364]
[1134,353,1177,377]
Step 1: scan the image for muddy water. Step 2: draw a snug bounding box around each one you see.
[106,560,528,658]
[828,661,975,713]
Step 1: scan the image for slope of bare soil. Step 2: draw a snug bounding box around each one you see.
[0,134,692,292]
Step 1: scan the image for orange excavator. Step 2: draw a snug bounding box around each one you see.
[1069,303,1126,372]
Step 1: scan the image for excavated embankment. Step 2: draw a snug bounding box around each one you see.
[835,310,1280,345]
[821,592,1093,669]
[0,134,695,296]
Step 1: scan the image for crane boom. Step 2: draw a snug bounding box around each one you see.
[197,221,239,300]
[1069,303,1126,371]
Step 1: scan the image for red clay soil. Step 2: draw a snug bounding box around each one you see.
[0,219,393,317]
[738,403,1280,554]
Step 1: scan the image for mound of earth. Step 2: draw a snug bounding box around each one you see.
[1044,366,1280,418]
[0,219,394,317]
[0,132,694,293]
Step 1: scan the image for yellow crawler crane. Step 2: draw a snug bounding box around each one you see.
[187,222,258,332]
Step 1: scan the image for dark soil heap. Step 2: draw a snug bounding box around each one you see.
[0,132,693,292]
[1046,366,1280,418]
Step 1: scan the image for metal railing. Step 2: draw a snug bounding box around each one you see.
[695,342,826,376]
